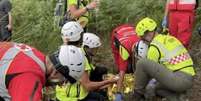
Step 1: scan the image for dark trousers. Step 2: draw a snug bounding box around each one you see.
[80,92,105,101]
[89,66,108,100]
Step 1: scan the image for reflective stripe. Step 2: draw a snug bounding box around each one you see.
[169,53,190,64]
[149,35,195,75]
[116,26,134,34]
[23,51,46,72]
[169,0,195,4]
[119,45,130,60]
[119,36,132,42]
[0,47,20,101]
[0,43,45,101]
[151,40,184,62]
[180,0,195,4]
[169,0,176,4]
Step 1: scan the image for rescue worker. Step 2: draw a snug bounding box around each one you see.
[133,17,195,101]
[0,42,85,101]
[42,21,84,101]
[111,24,140,101]
[56,33,118,101]
[67,0,98,28]
[0,0,12,41]
[162,0,198,48]
[61,21,84,45]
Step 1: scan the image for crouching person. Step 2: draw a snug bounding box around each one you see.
[132,17,195,101]
[56,33,118,101]
[0,42,85,101]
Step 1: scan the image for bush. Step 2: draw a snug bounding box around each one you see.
[12,0,62,54]
[11,0,201,68]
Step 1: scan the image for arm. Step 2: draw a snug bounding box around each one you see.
[69,1,97,19]
[4,0,12,31]
[116,50,129,93]
[117,70,125,92]
[80,71,117,92]
[162,0,170,28]
[69,5,88,18]
[164,0,169,18]
[7,12,12,31]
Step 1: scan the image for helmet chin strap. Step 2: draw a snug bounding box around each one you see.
[49,52,77,84]
[142,31,156,44]
[141,38,151,45]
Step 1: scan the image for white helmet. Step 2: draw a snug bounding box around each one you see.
[58,45,84,83]
[61,21,84,42]
[135,40,148,58]
[82,33,101,48]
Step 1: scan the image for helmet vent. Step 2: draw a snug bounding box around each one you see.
[70,32,73,36]
[70,49,76,53]
[77,63,82,66]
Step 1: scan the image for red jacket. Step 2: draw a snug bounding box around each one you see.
[111,24,139,72]
[0,42,46,101]
[168,0,196,11]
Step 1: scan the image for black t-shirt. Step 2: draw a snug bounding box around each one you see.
[0,0,12,24]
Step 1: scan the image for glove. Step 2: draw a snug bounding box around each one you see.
[149,79,156,85]
[162,16,167,28]
[115,93,123,101]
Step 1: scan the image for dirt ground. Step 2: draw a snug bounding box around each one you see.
[188,35,201,101]
[188,67,201,101]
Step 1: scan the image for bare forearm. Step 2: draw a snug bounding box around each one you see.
[82,80,111,91]
[117,71,125,92]
[80,71,112,91]
[164,0,169,17]
[99,84,110,90]
[8,12,12,25]
[69,7,88,18]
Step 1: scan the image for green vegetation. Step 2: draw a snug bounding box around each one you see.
[11,0,201,100]
[12,0,61,54]
[12,0,201,65]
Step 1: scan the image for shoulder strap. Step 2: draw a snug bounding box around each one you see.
[67,84,72,97]
[149,44,161,63]
[76,83,81,97]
